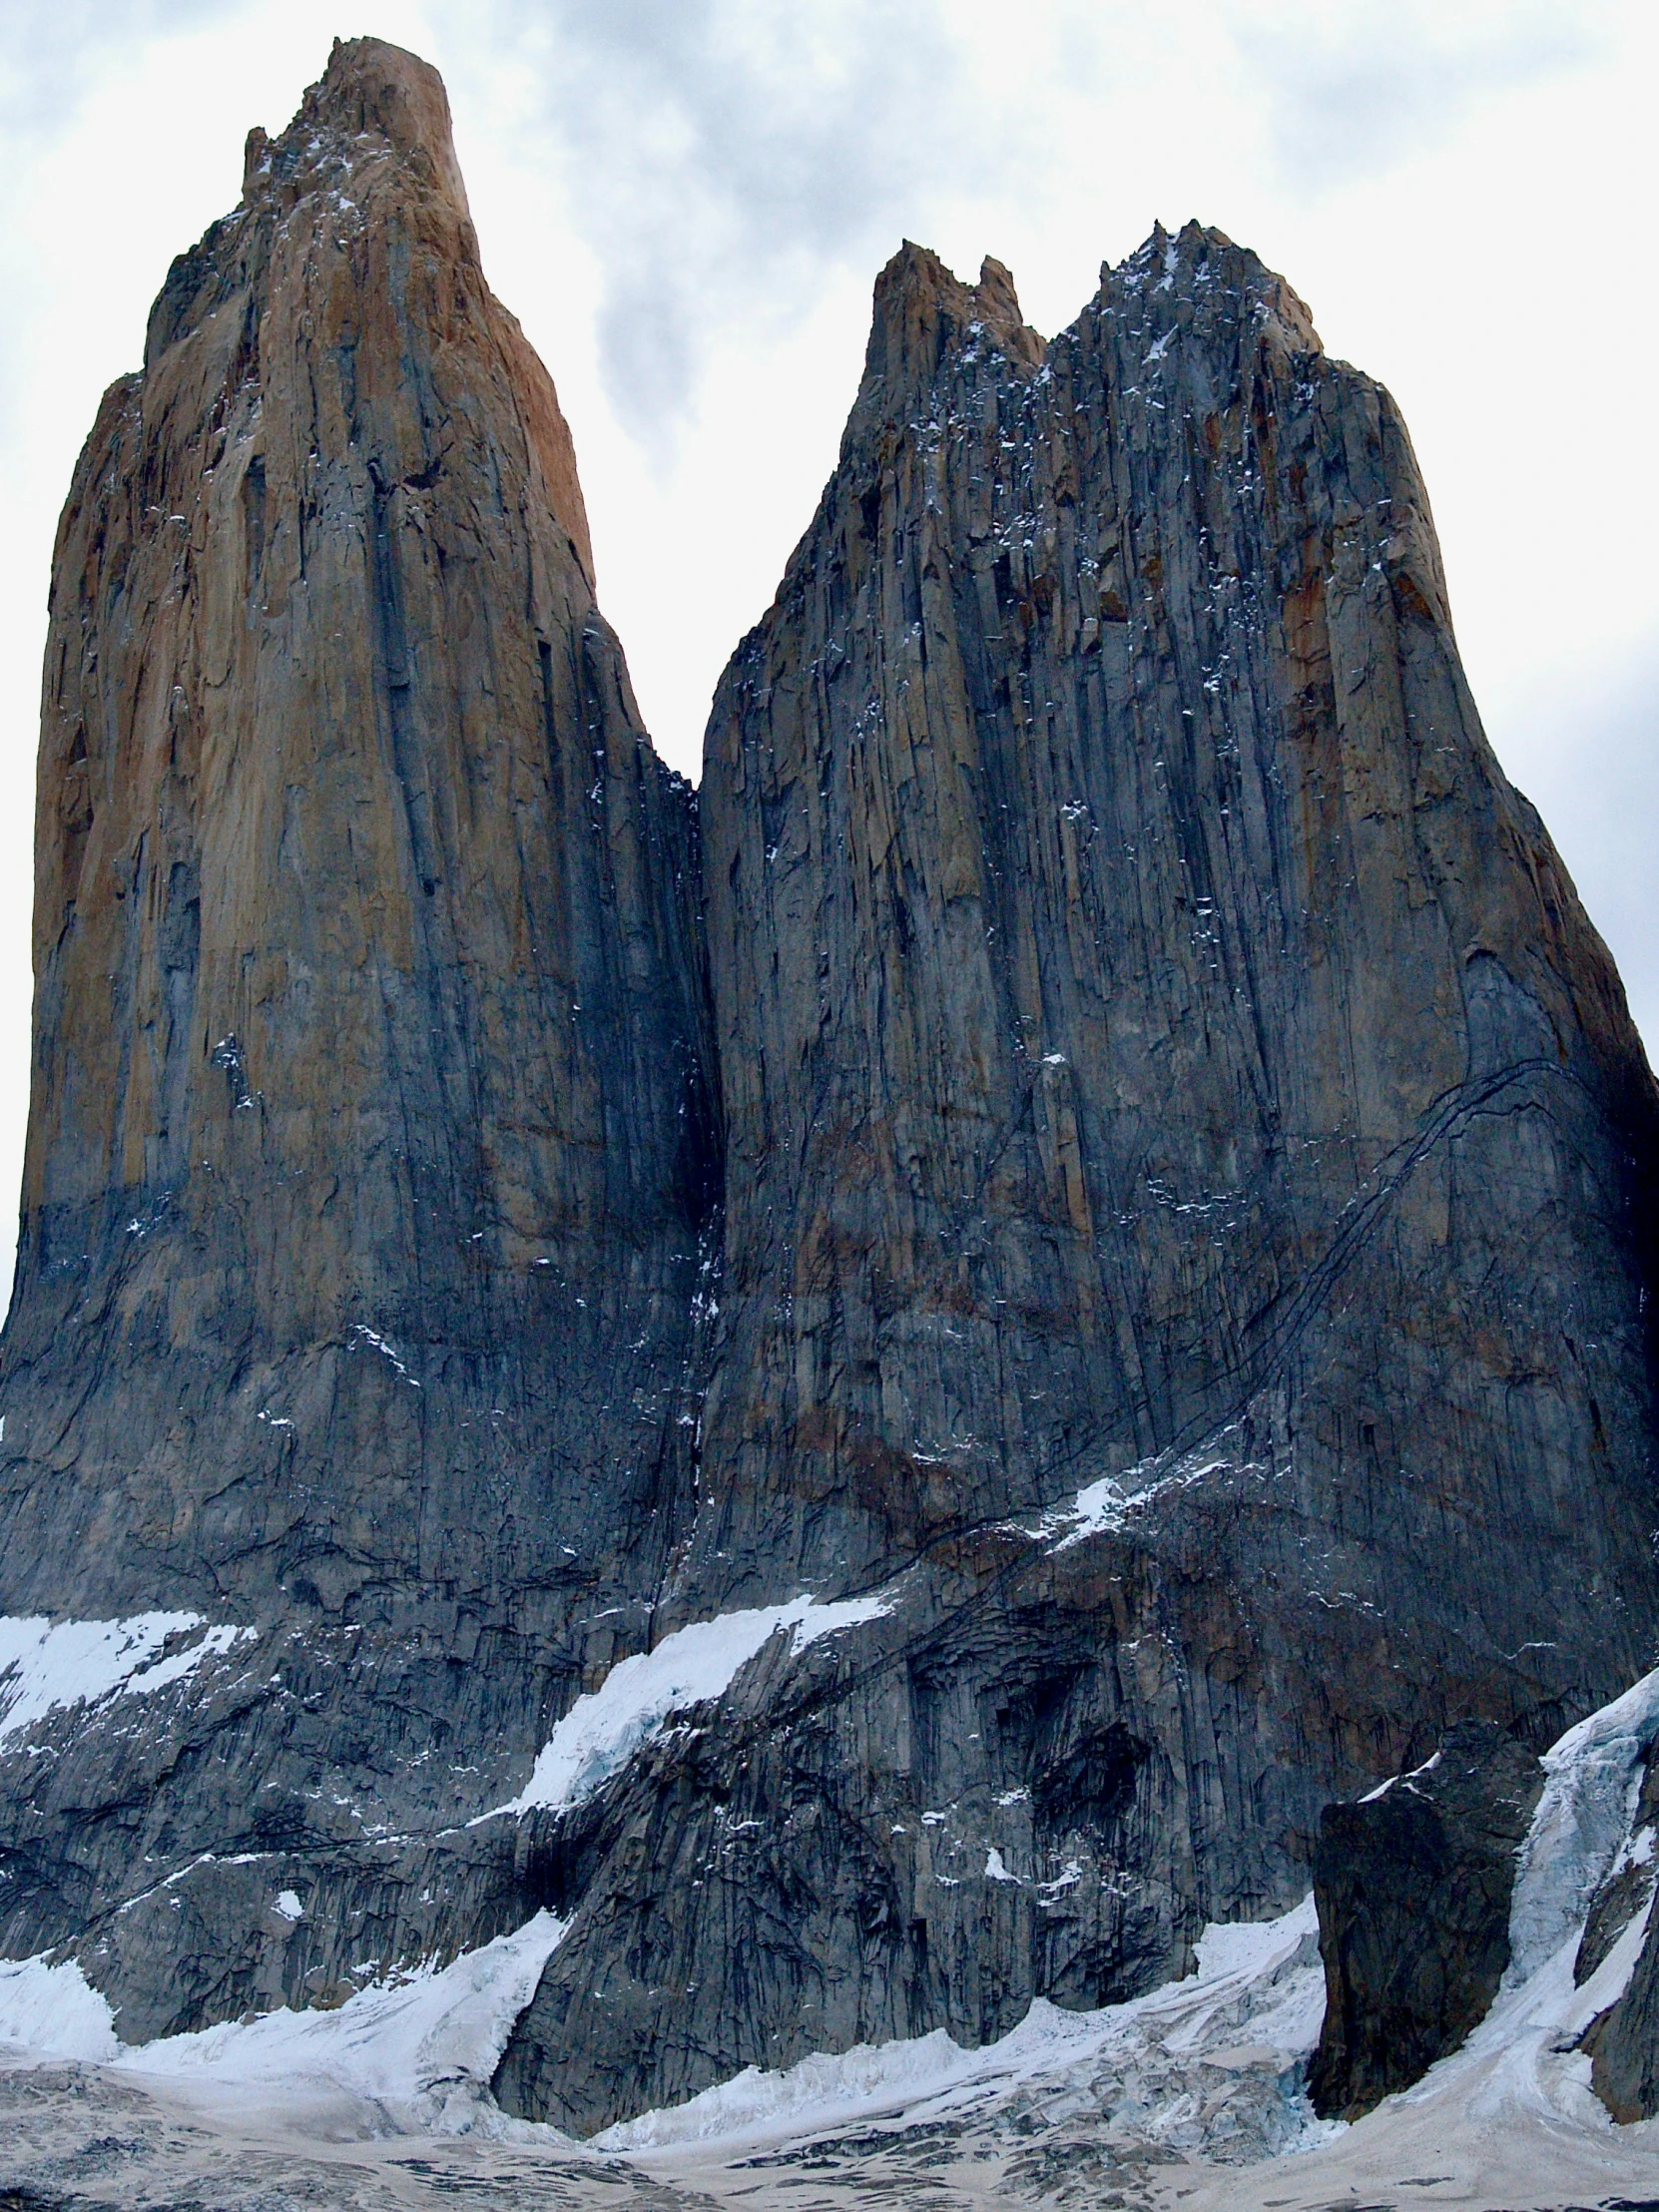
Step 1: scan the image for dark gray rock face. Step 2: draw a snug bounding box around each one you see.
[499,236,1659,2129]
[1307,1719,1543,2117]
[496,1532,1210,2132]
[5,48,1659,2146]
[692,236,1659,1624]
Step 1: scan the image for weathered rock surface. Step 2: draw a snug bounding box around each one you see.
[496,1527,1220,2130]
[1306,1719,1542,2117]
[8,35,717,1622]
[0,37,715,2030]
[4,43,1659,2149]
[694,234,1659,1615]
[500,234,1659,2129]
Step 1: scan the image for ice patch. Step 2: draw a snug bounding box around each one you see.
[0,1953,119,2061]
[486,1592,895,1820]
[0,1614,258,1746]
[114,1912,568,2135]
[1041,1449,1233,1549]
[1190,1905,1316,1983]
[597,1893,1322,2154]
[1508,1658,1659,1981]
[597,2025,972,2153]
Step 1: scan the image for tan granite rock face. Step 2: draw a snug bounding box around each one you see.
[3,36,715,1622]
[0,41,716,2032]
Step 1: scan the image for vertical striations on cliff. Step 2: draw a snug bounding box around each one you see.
[4,37,716,1620]
[496,229,1659,2132]
[695,229,1659,1614]
[0,38,716,2033]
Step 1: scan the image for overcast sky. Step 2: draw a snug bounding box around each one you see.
[0,0,1654,1295]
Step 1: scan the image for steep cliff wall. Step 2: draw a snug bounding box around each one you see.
[0,39,716,2028]
[4,37,716,1621]
[499,233,1659,2130]
[693,232,1659,1618]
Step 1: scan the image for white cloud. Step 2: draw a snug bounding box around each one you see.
[1235,0,1602,188]
[479,0,991,447]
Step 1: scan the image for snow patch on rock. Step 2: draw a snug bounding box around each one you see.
[0,1614,257,1746]
[486,1592,895,1821]
[1037,1431,1253,1550]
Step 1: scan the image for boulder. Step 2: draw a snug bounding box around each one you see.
[1308,1719,1543,2117]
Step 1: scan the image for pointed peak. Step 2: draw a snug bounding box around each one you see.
[854,242,1043,441]
[870,240,960,318]
[975,256,1024,332]
[244,37,470,219]
[1103,219,1322,357]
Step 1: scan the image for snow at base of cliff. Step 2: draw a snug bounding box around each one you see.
[1,1913,568,2137]
[597,1894,1327,2158]
[5,1658,1659,2208]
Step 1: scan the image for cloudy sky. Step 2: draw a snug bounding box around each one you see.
[0,0,1654,1290]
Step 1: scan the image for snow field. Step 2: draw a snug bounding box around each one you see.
[0,1613,257,1745]
[4,1632,1659,2207]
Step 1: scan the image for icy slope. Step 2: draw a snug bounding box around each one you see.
[6,1667,1659,2207]
[599,1894,1329,2164]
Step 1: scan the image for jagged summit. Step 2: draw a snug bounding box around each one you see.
[148,40,602,576]
[846,241,1044,448]
[242,36,471,217]
[1104,217,1324,366]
